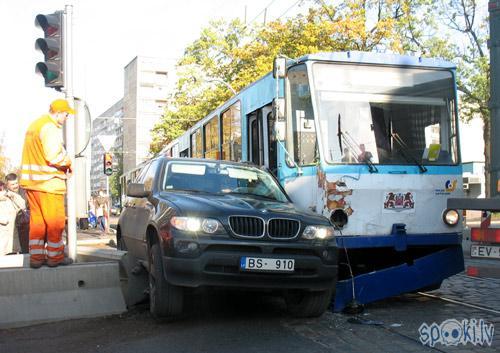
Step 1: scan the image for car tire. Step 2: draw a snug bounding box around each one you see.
[285,288,333,318]
[149,243,183,318]
[116,233,127,251]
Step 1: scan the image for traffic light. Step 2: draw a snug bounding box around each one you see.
[104,153,113,176]
[35,12,64,90]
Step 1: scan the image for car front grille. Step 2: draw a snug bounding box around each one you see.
[268,219,300,239]
[229,216,265,237]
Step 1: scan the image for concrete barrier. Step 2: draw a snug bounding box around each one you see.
[77,247,148,308]
[0,262,126,329]
[0,254,29,268]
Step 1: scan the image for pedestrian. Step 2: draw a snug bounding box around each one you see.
[5,173,30,253]
[19,99,74,268]
[0,181,23,255]
[95,189,108,233]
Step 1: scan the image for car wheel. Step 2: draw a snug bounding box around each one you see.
[285,288,333,318]
[148,243,183,318]
[116,233,127,251]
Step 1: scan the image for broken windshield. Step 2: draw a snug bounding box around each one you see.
[312,63,458,166]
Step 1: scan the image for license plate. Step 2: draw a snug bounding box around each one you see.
[471,244,500,259]
[240,257,295,272]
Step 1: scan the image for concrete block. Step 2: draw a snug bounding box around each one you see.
[77,247,148,308]
[0,262,126,329]
[0,254,30,268]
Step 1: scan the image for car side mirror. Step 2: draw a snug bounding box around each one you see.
[127,183,151,198]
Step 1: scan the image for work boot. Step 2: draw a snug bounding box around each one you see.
[30,261,44,269]
[47,257,74,267]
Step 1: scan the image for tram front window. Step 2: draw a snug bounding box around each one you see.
[311,63,458,166]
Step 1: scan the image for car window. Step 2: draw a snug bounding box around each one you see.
[162,161,288,202]
[143,160,160,192]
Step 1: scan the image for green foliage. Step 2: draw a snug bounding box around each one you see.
[151,1,419,153]
[108,149,123,204]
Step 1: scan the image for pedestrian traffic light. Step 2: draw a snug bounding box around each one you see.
[104,153,113,176]
[35,12,64,90]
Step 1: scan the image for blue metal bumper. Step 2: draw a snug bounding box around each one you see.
[333,232,464,312]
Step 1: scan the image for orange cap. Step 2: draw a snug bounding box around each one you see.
[50,99,75,115]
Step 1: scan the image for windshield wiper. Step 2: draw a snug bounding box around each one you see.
[337,114,343,152]
[391,133,427,173]
[338,114,377,173]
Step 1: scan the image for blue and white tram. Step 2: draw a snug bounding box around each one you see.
[161,52,465,311]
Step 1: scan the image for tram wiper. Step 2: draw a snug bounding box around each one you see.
[337,114,343,152]
[338,114,378,173]
[391,133,427,173]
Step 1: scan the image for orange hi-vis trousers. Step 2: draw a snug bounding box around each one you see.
[26,190,66,266]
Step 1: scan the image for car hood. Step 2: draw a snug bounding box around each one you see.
[159,191,326,223]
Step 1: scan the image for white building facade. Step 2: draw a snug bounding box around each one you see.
[123,56,171,173]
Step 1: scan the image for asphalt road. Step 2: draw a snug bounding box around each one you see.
[0,290,333,353]
[1,272,499,353]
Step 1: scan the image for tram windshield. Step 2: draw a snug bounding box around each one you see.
[308,63,458,166]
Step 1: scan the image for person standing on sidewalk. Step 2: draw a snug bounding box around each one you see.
[20,99,74,268]
[0,181,23,255]
[5,173,29,253]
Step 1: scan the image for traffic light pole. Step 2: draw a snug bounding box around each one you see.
[63,5,77,262]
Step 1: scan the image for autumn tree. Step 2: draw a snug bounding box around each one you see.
[151,0,416,153]
[397,0,489,194]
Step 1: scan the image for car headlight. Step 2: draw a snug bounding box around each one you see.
[302,225,335,240]
[170,217,225,234]
[443,209,459,226]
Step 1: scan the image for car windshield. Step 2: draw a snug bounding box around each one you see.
[162,161,288,202]
[310,63,458,166]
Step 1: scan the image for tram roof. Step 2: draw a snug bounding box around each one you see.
[296,51,456,69]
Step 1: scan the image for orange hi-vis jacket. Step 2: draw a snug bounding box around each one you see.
[20,114,72,195]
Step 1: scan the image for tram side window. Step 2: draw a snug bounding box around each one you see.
[288,64,317,166]
[191,129,203,158]
[204,116,220,159]
[221,102,242,162]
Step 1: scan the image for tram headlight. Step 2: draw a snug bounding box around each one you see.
[302,225,335,240]
[443,209,460,226]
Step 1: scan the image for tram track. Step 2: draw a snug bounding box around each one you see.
[417,292,500,315]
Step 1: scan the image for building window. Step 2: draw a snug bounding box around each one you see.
[221,102,241,161]
[204,116,219,160]
[191,129,203,158]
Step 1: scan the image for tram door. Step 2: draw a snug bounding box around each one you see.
[248,105,277,175]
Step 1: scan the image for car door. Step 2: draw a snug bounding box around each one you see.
[129,159,161,260]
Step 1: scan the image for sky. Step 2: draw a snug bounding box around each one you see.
[0,0,306,167]
[0,0,486,168]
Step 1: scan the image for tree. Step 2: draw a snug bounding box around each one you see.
[108,148,123,206]
[398,0,489,194]
[0,136,11,180]
[151,1,416,153]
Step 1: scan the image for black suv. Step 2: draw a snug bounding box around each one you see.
[118,157,338,318]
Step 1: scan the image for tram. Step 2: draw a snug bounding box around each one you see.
[157,51,465,311]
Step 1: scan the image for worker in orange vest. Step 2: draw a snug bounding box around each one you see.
[20,99,74,268]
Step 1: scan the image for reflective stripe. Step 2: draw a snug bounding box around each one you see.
[20,173,66,181]
[30,249,45,255]
[49,151,67,166]
[47,240,64,248]
[29,239,45,246]
[47,250,63,257]
[21,164,59,173]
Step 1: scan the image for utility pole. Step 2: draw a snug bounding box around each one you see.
[489,0,500,197]
[63,5,77,261]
